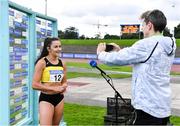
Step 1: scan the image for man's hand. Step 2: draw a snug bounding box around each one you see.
[109,43,121,51]
[97,43,106,55]
[97,43,121,55]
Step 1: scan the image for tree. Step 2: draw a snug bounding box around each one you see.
[58,30,65,39]
[110,35,120,39]
[163,27,172,37]
[174,24,180,38]
[79,34,85,39]
[95,33,101,39]
[104,34,111,39]
[64,26,79,39]
[120,33,139,39]
[104,34,120,39]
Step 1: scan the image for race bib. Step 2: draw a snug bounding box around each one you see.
[49,70,63,82]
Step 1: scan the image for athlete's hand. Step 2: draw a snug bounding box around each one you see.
[62,84,68,89]
[61,84,68,94]
[53,86,66,93]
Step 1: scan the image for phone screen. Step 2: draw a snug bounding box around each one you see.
[105,44,114,52]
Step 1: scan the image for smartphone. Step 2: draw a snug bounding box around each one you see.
[105,44,114,52]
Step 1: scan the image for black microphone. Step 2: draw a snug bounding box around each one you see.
[89,60,107,75]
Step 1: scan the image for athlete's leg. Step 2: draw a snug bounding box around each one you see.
[52,99,64,125]
[39,101,54,125]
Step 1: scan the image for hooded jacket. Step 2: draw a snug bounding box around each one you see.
[98,35,176,118]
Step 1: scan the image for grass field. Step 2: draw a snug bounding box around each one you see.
[64,103,180,125]
[61,39,137,46]
[66,62,132,79]
[64,103,105,125]
[66,62,180,76]
[61,39,180,47]
[67,72,132,79]
[66,62,132,72]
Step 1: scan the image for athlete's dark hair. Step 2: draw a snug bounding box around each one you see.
[35,37,59,64]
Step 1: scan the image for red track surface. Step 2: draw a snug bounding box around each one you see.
[171,65,180,73]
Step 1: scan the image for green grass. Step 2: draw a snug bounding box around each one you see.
[170,116,180,125]
[66,62,132,72]
[176,39,180,47]
[66,62,180,76]
[66,62,132,79]
[67,72,131,79]
[64,103,180,125]
[61,39,180,47]
[66,62,92,68]
[61,39,137,46]
[64,103,106,125]
[171,72,180,76]
[67,72,99,79]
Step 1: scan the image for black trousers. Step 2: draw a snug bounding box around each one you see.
[134,109,170,125]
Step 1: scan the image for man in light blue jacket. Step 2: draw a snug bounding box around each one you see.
[97,9,176,125]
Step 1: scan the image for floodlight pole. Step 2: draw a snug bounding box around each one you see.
[93,20,108,39]
[45,0,47,16]
[172,3,175,37]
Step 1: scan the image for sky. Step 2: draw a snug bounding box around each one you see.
[10,0,180,38]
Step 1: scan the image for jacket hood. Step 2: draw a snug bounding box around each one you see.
[158,36,176,56]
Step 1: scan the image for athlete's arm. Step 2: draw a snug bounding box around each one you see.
[60,61,68,93]
[32,59,64,93]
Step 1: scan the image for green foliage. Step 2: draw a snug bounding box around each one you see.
[175,24,180,39]
[121,33,142,39]
[58,30,65,39]
[62,27,79,39]
[163,27,172,37]
[104,34,120,39]
[79,34,85,39]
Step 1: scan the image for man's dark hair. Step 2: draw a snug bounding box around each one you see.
[141,9,167,33]
[35,37,59,64]
[140,10,151,19]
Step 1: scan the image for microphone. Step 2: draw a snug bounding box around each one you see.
[89,60,107,75]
